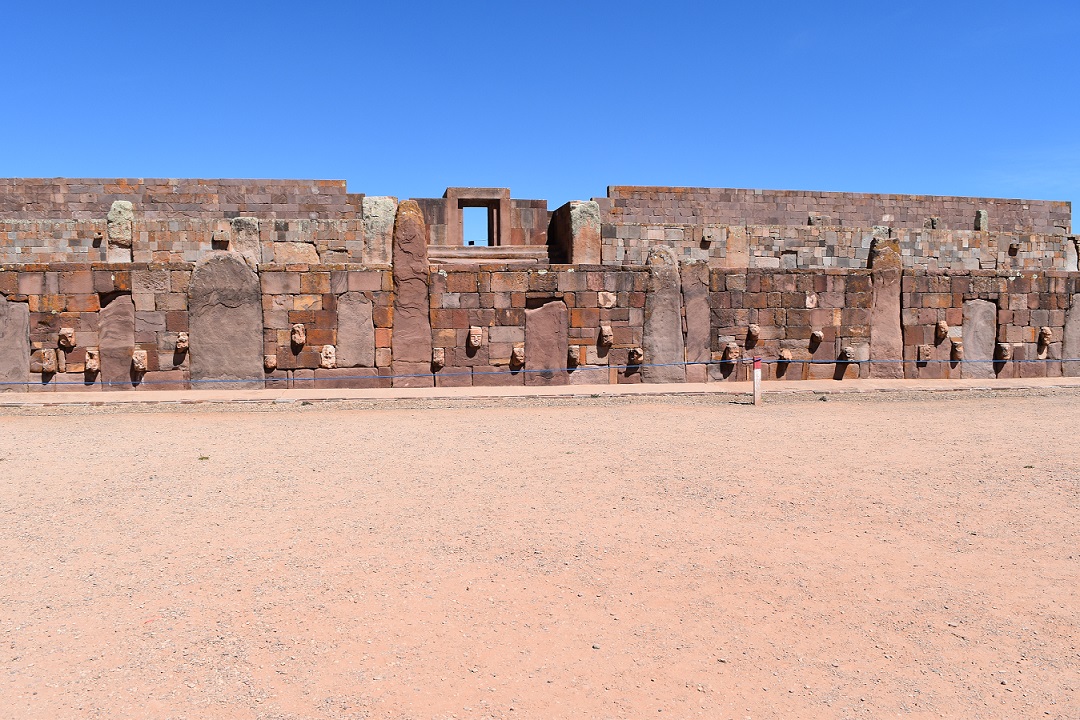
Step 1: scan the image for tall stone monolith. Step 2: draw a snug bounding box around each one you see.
[641,246,686,383]
[524,300,569,386]
[0,295,30,391]
[188,252,264,389]
[337,291,375,368]
[868,238,903,378]
[391,201,432,387]
[963,299,997,379]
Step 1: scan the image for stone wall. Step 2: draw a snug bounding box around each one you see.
[603,222,1077,271]
[0,178,361,220]
[603,186,1072,234]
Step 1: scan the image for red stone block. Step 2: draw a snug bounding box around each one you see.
[471,365,524,386]
[435,366,473,387]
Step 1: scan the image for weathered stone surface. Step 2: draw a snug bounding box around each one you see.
[230,217,261,269]
[524,300,569,386]
[131,349,148,373]
[0,295,30,391]
[868,237,901,270]
[100,295,136,390]
[291,323,306,347]
[58,327,76,349]
[569,201,602,264]
[106,200,133,247]
[1062,294,1080,377]
[869,267,903,378]
[680,261,710,383]
[391,201,432,386]
[362,196,398,265]
[85,348,100,373]
[273,242,320,265]
[336,292,375,368]
[188,252,264,389]
[962,299,997,379]
[641,247,686,383]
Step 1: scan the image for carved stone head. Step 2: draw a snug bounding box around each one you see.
[628,347,644,365]
[264,354,278,372]
[467,326,483,350]
[778,348,793,363]
[175,332,189,352]
[723,341,741,362]
[85,348,100,373]
[810,329,824,346]
[951,340,964,361]
[510,346,525,368]
[599,325,614,346]
[747,324,760,341]
[431,347,445,369]
[58,327,76,349]
[935,320,949,342]
[995,342,1012,361]
[131,349,148,373]
[1039,326,1053,345]
[39,349,58,374]
[840,345,856,362]
[291,323,306,347]
[320,344,337,369]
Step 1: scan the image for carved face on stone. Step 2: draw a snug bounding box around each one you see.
[995,342,1012,361]
[778,348,793,362]
[320,344,337,369]
[628,347,644,365]
[567,346,580,367]
[40,349,58,374]
[841,345,856,362]
[291,323,306,347]
[85,348,100,373]
[935,320,949,342]
[58,327,76,349]
[599,325,614,346]
[431,347,445,369]
[131,349,148,373]
[1039,326,1053,345]
[810,330,824,346]
[723,341,741,362]
[510,346,525,368]
[264,354,278,372]
[468,326,483,350]
[951,340,964,361]
[175,332,189,352]
[916,344,932,362]
[747,324,760,341]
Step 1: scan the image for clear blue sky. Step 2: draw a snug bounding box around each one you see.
[3,1,1077,214]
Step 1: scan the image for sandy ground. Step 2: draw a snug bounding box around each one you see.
[1,390,1078,719]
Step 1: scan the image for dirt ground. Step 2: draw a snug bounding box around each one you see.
[1,390,1078,719]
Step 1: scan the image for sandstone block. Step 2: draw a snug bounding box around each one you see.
[188,252,264,389]
[391,201,432,385]
[963,299,997,379]
[100,295,136,390]
[337,292,375,368]
[362,196,398,265]
[524,300,569,386]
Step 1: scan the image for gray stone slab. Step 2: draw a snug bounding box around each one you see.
[0,295,30,391]
[337,291,375,368]
[100,295,136,390]
[641,247,686,383]
[962,299,997,379]
[1062,294,1080,377]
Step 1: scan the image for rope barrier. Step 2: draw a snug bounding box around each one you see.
[2,356,1077,386]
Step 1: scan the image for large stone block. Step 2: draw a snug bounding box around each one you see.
[680,261,710,383]
[1063,294,1080,377]
[391,201,432,386]
[336,291,375,368]
[230,217,261,269]
[869,268,903,378]
[100,295,136,390]
[0,295,30,391]
[524,300,569,386]
[962,299,997,379]
[641,247,686,383]
[362,196,397,265]
[188,252,264,389]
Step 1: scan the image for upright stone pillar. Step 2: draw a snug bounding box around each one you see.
[99,295,136,390]
[230,217,261,269]
[524,300,569,386]
[0,295,30,392]
[680,261,711,383]
[188,252,264,389]
[963,299,997,379]
[363,196,398,266]
[391,201,433,387]
[549,201,601,264]
[641,246,686,383]
[106,200,134,263]
[868,238,903,378]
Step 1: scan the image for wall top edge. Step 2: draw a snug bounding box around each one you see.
[606,185,1070,207]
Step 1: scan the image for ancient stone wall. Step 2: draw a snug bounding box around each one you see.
[2,178,1079,393]
[603,186,1072,234]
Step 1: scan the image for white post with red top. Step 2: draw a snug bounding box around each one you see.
[753,357,762,406]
